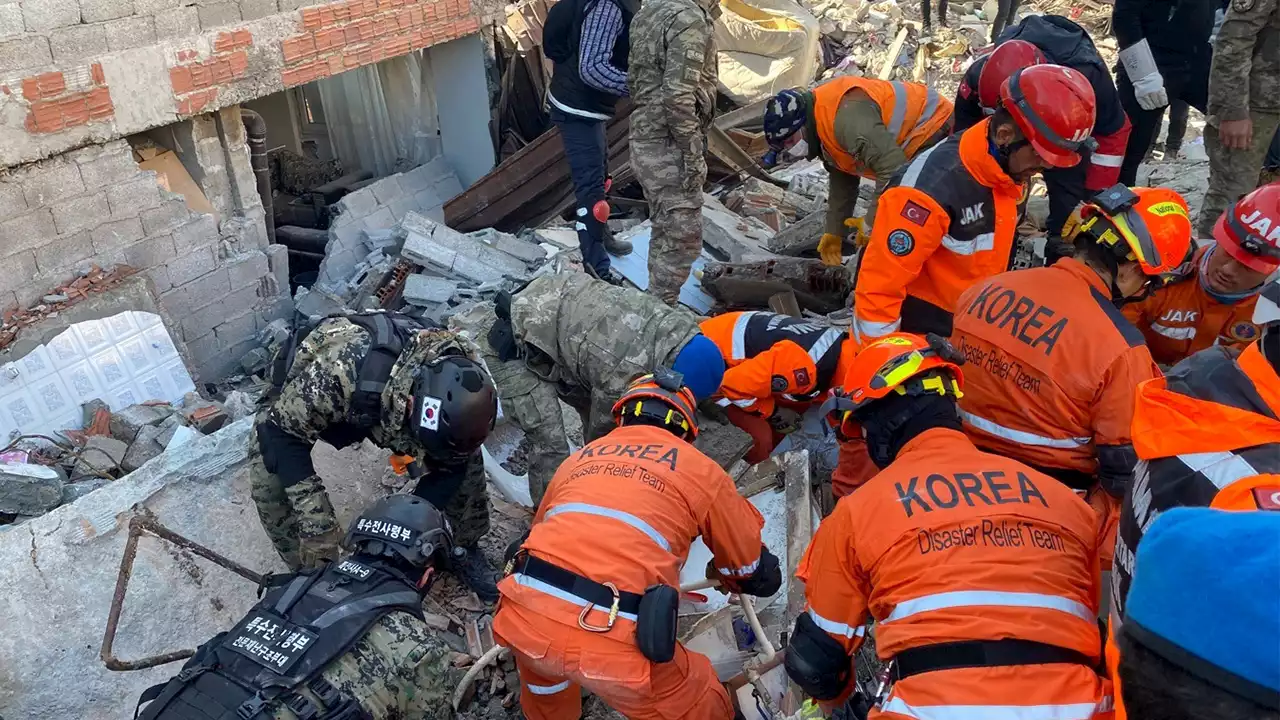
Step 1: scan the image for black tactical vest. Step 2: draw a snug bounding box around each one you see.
[136,558,424,720]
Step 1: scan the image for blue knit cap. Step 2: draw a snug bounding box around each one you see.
[1124,507,1280,709]
[764,88,807,147]
[671,333,725,403]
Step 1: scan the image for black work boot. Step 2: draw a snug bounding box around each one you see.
[451,545,499,603]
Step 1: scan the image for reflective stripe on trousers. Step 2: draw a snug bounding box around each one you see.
[879,697,1104,720]
[807,608,867,640]
[527,680,571,695]
[960,410,1091,450]
[885,589,1095,624]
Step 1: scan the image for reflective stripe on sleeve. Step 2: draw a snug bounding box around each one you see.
[941,232,995,255]
[526,680,571,695]
[730,311,757,361]
[1178,450,1260,490]
[808,608,867,640]
[900,143,945,188]
[1150,323,1196,340]
[544,502,672,552]
[885,590,1095,624]
[511,573,640,622]
[960,411,1091,449]
[852,317,902,343]
[878,697,1101,720]
[807,328,843,365]
[717,556,761,578]
[1090,153,1124,168]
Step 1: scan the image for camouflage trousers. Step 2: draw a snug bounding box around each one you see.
[249,436,491,571]
[632,135,707,306]
[1198,110,1280,237]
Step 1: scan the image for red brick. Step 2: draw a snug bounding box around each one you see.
[409,6,424,24]
[373,17,396,36]
[382,36,411,57]
[282,35,317,63]
[60,96,90,126]
[342,0,363,19]
[301,7,326,29]
[396,9,413,28]
[314,27,345,52]
[210,59,234,84]
[91,63,105,85]
[170,66,193,94]
[21,77,39,101]
[27,101,64,133]
[86,87,113,118]
[189,63,214,89]
[331,3,351,23]
[363,0,380,14]
[214,31,238,53]
[327,54,346,75]
[282,62,319,87]
[177,49,198,62]
[233,30,253,48]
[227,50,249,77]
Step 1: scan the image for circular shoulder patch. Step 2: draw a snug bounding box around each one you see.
[771,375,789,392]
[1230,321,1260,341]
[887,229,915,257]
[1233,0,1256,11]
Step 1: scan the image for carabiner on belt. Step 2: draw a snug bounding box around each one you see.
[578,582,621,632]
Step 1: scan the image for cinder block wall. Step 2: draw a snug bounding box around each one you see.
[0,0,486,380]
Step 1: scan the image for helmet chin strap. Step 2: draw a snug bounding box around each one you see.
[988,129,1029,177]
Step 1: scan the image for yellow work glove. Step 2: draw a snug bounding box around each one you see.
[844,216,869,247]
[818,233,844,266]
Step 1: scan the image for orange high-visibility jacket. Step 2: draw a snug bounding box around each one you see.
[1122,246,1264,366]
[496,423,767,638]
[851,118,1024,343]
[799,427,1111,719]
[700,311,856,418]
[1105,340,1280,720]
[951,259,1161,488]
[813,77,954,179]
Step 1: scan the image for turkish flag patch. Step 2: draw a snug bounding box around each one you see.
[901,200,931,226]
[793,368,811,387]
[959,82,972,99]
[1252,487,1280,511]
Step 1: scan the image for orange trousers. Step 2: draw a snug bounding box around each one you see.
[724,406,783,464]
[833,437,881,498]
[493,602,733,720]
[1087,488,1120,572]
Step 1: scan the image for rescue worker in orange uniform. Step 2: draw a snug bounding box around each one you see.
[700,310,857,462]
[950,185,1193,571]
[1105,278,1280,720]
[761,77,954,264]
[786,333,1112,719]
[850,64,1099,344]
[492,369,782,720]
[1123,183,1280,366]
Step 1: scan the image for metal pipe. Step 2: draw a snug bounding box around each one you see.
[240,107,275,245]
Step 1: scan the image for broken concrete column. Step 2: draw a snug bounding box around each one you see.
[109,404,173,443]
[122,425,166,473]
[403,274,460,307]
[0,464,66,515]
[701,258,853,315]
[400,212,531,283]
[75,436,128,477]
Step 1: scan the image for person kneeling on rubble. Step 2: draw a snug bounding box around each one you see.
[786,333,1112,719]
[136,494,460,720]
[464,271,725,507]
[251,310,501,601]
[493,370,781,720]
[700,310,859,463]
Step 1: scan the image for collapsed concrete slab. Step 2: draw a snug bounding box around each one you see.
[400,212,534,284]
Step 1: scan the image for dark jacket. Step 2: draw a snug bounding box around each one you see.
[547,0,636,118]
[1113,0,1216,62]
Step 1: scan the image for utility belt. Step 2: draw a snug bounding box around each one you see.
[890,638,1097,682]
[507,552,679,663]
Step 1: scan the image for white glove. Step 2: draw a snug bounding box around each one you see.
[1119,39,1169,111]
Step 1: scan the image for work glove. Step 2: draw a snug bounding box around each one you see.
[818,233,844,266]
[844,216,869,247]
[705,546,782,597]
[1119,39,1168,111]
[767,407,803,435]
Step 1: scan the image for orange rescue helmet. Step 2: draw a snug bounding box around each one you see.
[612,369,700,441]
[1072,185,1194,278]
[979,40,1046,110]
[821,333,964,437]
[1000,64,1097,168]
[1213,182,1280,273]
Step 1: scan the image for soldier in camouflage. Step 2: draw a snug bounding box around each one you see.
[456,272,726,506]
[627,0,720,306]
[250,313,500,600]
[136,495,457,720]
[1199,0,1280,236]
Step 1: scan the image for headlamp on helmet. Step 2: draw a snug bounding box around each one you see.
[611,369,701,441]
[1074,184,1192,281]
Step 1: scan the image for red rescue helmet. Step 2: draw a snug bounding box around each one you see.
[1213,182,1280,273]
[978,40,1046,110]
[1072,185,1194,278]
[820,333,964,439]
[612,369,700,441]
[1000,64,1097,168]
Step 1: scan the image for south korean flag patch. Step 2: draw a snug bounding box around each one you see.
[418,395,442,432]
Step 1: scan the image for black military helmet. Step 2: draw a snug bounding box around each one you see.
[344,494,454,569]
[408,355,497,464]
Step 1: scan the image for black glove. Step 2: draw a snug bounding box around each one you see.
[767,408,803,434]
[707,546,783,598]
[1043,237,1075,267]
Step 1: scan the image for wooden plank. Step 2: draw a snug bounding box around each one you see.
[707,125,788,188]
[713,96,770,132]
[769,291,802,317]
[878,27,910,80]
[782,450,815,714]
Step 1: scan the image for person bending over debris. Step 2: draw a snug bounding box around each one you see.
[951,185,1192,572]
[760,77,954,265]
[790,333,1110,719]
[853,64,1097,344]
[1123,183,1280,366]
[628,0,720,306]
[135,494,459,720]
[951,16,1131,262]
[700,310,858,463]
[494,370,781,720]
[251,310,501,601]
[468,272,725,506]
[1106,278,1280,719]
[1116,509,1280,720]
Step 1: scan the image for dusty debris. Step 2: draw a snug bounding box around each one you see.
[0,265,138,353]
[0,464,66,516]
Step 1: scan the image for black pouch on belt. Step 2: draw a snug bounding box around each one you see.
[636,584,679,663]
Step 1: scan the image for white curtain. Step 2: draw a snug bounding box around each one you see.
[317,50,442,177]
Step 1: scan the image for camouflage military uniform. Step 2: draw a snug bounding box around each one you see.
[628,0,720,306]
[459,273,703,505]
[1200,0,1280,236]
[270,612,453,720]
[250,319,490,569]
